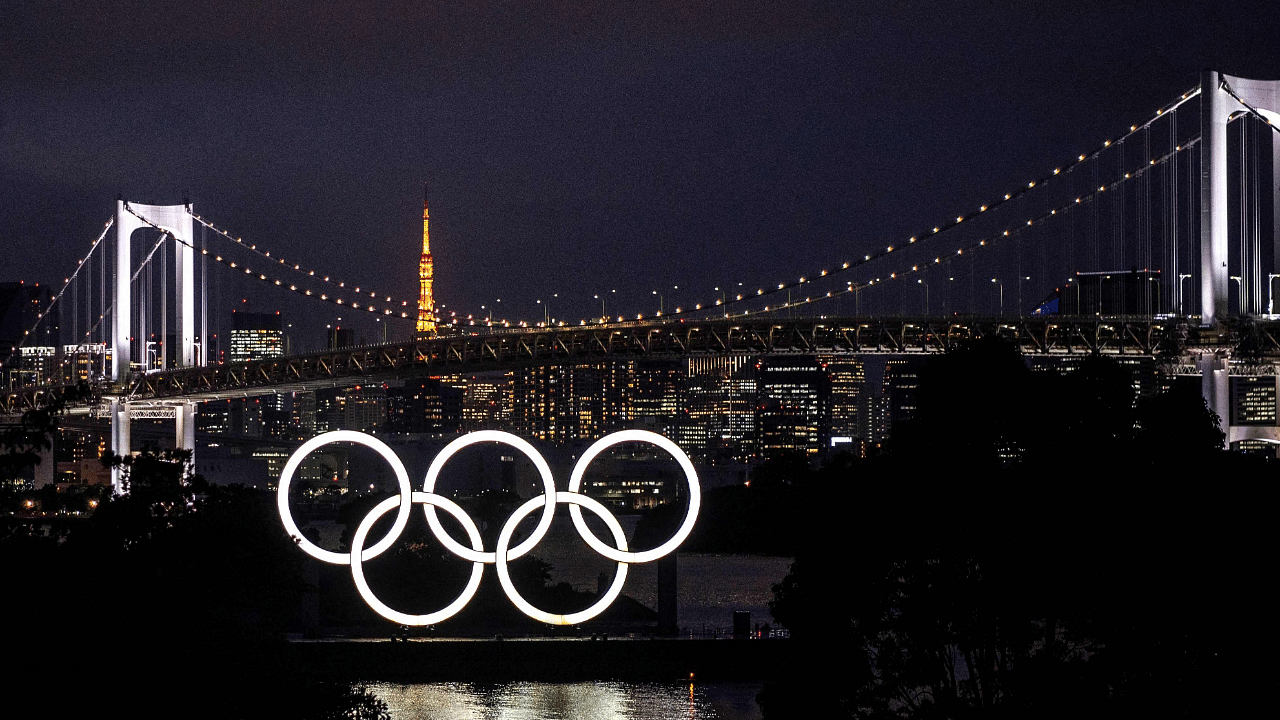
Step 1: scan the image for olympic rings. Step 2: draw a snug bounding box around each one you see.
[350,492,485,626]
[277,430,413,565]
[421,431,557,564]
[277,429,700,626]
[496,492,629,626]
[567,430,700,564]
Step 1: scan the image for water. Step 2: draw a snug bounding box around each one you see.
[528,517,793,631]
[314,514,794,631]
[369,681,764,719]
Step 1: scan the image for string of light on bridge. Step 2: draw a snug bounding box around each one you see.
[490,86,1203,329]
[5,217,114,358]
[1220,79,1280,137]
[125,208,420,321]
[712,138,1202,320]
[483,135,1201,328]
[190,214,415,317]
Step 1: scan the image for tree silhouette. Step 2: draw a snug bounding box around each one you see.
[762,341,1262,718]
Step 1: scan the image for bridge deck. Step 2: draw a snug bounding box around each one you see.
[5,315,1276,412]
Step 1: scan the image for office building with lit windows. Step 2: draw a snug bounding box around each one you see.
[509,361,634,442]
[229,311,283,363]
[820,355,865,440]
[756,356,829,459]
[1231,375,1277,425]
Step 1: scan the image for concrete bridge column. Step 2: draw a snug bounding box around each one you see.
[175,401,196,468]
[1198,352,1230,447]
[110,398,130,493]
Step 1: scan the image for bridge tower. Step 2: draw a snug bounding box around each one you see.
[1196,72,1280,443]
[109,201,199,493]
[1199,70,1280,326]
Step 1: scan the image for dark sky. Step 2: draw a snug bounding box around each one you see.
[3,1,1278,344]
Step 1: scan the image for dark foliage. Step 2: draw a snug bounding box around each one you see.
[0,381,91,482]
[761,341,1269,718]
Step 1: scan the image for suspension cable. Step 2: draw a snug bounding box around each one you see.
[728,139,1202,320]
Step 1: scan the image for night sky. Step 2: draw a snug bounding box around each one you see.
[3,1,1278,345]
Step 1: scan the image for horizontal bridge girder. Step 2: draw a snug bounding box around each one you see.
[5,315,1272,411]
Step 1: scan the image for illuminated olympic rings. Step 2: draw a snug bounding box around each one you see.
[276,429,700,626]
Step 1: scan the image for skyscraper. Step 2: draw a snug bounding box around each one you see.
[820,355,865,440]
[416,184,437,338]
[756,356,829,459]
[229,311,283,363]
[882,357,927,434]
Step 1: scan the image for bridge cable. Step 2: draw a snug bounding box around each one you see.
[190,214,415,315]
[734,140,1200,320]
[125,206,417,322]
[513,88,1206,329]
[4,217,113,360]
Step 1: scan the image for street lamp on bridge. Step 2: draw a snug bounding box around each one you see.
[594,290,615,322]
[991,278,1003,315]
[917,278,928,315]
[536,294,557,326]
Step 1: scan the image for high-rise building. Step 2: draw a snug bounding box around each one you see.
[1026,355,1158,399]
[291,391,317,437]
[462,375,507,431]
[820,356,865,440]
[229,311,283,363]
[510,361,635,443]
[511,364,573,442]
[327,326,356,350]
[857,394,891,446]
[633,361,682,437]
[416,184,437,338]
[680,355,754,460]
[343,385,387,432]
[570,361,634,439]
[1,281,57,386]
[882,357,927,434]
[756,356,829,459]
[1232,376,1277,425]
[197,398,264,437]
[387,378,463,435]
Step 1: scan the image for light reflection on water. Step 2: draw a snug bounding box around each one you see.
[532,518,793,630]
[369,681,764,720]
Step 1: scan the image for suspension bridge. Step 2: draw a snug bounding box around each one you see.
[4,70,1280,489]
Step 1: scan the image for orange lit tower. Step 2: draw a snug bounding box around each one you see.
[416,184,437,337]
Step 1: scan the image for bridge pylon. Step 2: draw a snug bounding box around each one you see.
[1199,70,1280,326]
[109,201,200,493]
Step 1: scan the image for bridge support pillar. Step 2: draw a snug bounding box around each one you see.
[1200,70,1230,326]
[1200,71,1280,326]
[109,398,130,494]
[175,402,196,467]
[1198,352,1230,448]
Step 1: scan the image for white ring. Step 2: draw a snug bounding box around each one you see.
[277,430,413,565]
[421,430,557,563]
[280,429,702,626]
[350,492,485,626]
[566,429,700,563]
[495,492,629,626]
